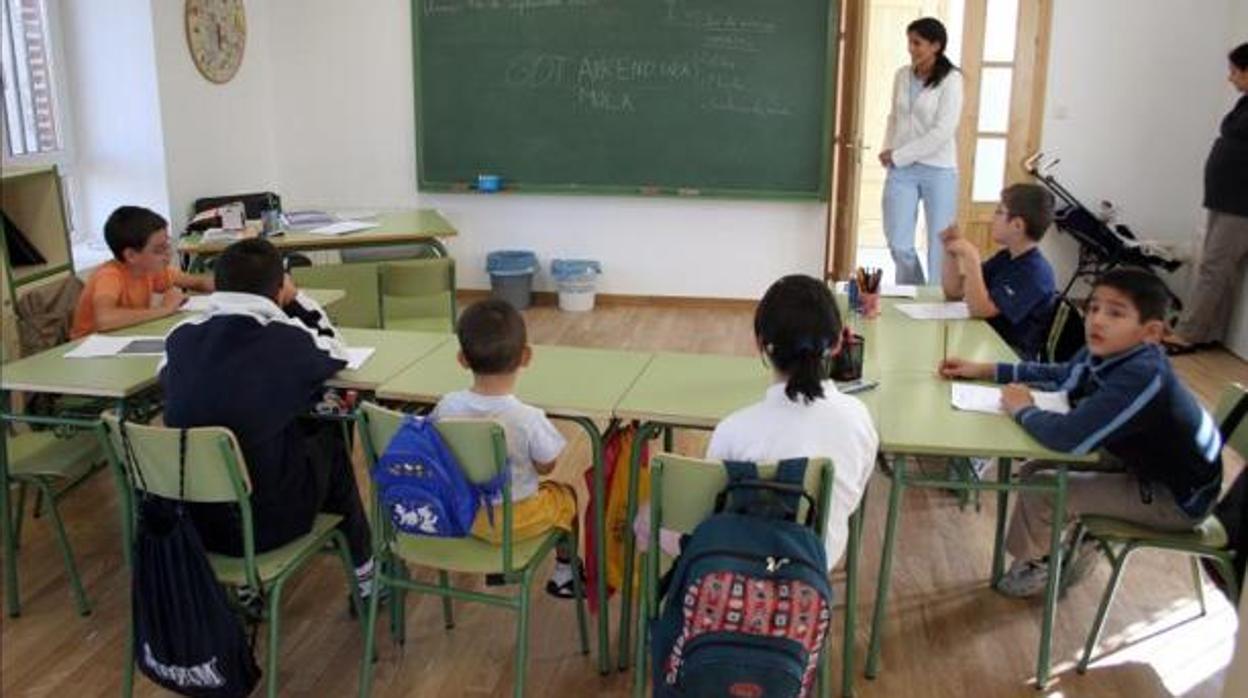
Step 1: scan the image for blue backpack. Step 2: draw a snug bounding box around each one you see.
[372,416,502,538]
[650,459,832,698]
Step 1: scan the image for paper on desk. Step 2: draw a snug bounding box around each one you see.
[181,296,215,313]
[65,335,166,358]
[895,302,970,320]
[951,382,1071,416]
[307,220,377,236]
[880,284,918,298]
[833,282,918,298]
[344,347,375,370]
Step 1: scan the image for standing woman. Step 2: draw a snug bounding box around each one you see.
[1167,43,1248,354]
[880,17,963,285]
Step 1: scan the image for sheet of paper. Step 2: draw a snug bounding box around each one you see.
[895,302,971,320]
[344,347,375,370]
[282,210,336,228]
[879,284,918,298]
[65,335,166,358]
[950,382,1071,416]
[181,296,215,313]
[306,220,377,236]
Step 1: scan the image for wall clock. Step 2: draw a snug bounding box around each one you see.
[185,0,246,84]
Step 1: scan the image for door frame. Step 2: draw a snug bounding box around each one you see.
[824,0,1055,276]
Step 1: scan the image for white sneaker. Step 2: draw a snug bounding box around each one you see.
[969,457,995,479]
[997,559,1050,598]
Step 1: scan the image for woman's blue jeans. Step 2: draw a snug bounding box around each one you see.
[882,163,958,285]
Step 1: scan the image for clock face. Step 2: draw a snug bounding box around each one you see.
[185,0,246,84]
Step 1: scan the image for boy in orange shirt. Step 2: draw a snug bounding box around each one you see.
[70,206,213,338]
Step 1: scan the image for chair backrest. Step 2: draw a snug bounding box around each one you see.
[1216,383,1248,460]
[1044,296,1085,363]
[291,261,381,328]
[649,453,833,539]
[100,412,251,504]
[379,258,456,331]
[357,401,506,486]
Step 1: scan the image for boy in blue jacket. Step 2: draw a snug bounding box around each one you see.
[940,267,1223,597]
[160,238,375,603]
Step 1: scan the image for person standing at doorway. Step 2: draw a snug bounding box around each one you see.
[880,17,963,285]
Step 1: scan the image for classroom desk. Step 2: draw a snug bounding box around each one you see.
[177,210,457,269]
[612,303,1095,692]
[329,329,451,393]
[376,341,655,674]
[113,288,347,337]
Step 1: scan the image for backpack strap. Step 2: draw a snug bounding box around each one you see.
[719,460,761,511]
[775,458,817,527]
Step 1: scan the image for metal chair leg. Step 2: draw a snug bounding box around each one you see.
[1190,556,1206,617]
[265,583,286,698]
[12,482,27,548]
[514,569,534,698]
[37,481,90,615]
[438,570,454,629]
[1078,544,1133,674]
[358,568,385,697]
[866,459,905,678]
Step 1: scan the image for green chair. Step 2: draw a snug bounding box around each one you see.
[379,258,456,333]
[1074,382,1247,673]
[355,402,589,698]
[631,453,835,698]
[292,261,382,328]
[99,413,362,698]
[3,417,107,617]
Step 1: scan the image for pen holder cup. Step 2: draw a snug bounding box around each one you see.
[860,291,881,318]
[826,333,865,382]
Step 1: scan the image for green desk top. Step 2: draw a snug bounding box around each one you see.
[377,342,654,421]
[329,329,451,392]
[0,340,158,398]
[853,371,1096,462]
[613,352,774,429]
[116,288,347,337]
[840,290,1020,372]
[177,210,457,255]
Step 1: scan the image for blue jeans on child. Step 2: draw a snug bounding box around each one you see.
[882,163,958,285]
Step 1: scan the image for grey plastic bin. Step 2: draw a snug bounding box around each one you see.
[486,250,539,310]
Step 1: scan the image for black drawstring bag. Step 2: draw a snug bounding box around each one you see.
[122,423,261,697]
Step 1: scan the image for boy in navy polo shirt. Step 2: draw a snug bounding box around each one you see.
[941,183,1058,359]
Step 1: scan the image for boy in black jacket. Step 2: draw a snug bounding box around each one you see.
[941,268,1223,597]
[160,239,375,600]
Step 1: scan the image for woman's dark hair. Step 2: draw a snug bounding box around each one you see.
[1231,43,1248,71]
[907,17,957,88]
[754,275,842,404]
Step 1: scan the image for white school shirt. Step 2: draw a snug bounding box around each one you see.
[881,65,963,169]
[431,390,566,503]
[706,380,879,569]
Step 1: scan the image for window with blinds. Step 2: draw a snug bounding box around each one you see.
[2,0,61,158]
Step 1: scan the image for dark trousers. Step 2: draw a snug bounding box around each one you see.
[191,420,372,568]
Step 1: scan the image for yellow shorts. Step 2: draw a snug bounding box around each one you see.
[471,481,578,544]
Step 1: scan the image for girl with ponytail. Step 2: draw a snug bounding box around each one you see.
[705,275,880,568]
[879,16,963,286]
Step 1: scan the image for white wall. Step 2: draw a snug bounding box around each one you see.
[1040,0,1241,303]
[149,0,279,226]
[60,0,170,240]
[264,0,824,297]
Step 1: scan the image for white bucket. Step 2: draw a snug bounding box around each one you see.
[558,289,596,312]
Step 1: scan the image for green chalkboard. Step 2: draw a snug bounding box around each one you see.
[413,0,839,199]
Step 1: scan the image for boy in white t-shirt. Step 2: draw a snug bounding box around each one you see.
[432,299,581,597]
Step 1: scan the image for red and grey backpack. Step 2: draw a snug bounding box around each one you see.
[650,459,832,698]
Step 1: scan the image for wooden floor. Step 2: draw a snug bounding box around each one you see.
[2,301,1246,697]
